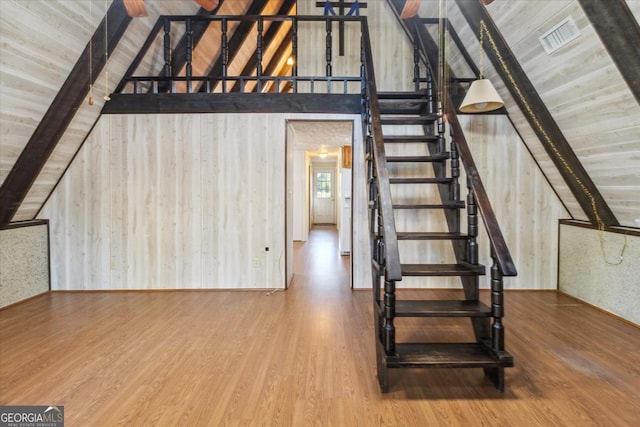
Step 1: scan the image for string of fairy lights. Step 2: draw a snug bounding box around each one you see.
[477,19,626,265]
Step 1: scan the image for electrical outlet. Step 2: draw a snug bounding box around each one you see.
[635,219,640,227]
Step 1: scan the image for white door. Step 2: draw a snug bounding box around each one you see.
[312,168,336,224]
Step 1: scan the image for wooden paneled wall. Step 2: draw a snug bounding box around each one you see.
[40,114,287,290]
[39,112,372,291]
[460,115,568,290]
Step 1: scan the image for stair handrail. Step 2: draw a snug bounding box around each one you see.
[411,22,517,277]
[445,99,517,276]
[361,19,402,282]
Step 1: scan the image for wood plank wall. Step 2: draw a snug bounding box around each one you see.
[460,115,568,290]
[39,114,287,290]
[39,112,372,291]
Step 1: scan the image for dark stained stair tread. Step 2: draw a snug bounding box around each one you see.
[381,116,437,125]
[377,91,429,99]
[389,177,452,184]
[394,300,491,317]
[379,99,429,115]
[383,135,439,143]
[396,231,467,240]
[384,343,513,369]
[401,263,485,276]
[387,154,449,162]
[393,201,465,209]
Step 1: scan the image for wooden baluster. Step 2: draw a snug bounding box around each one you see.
[360,34,365,94]
[185,18,192,93]
[467,176,478,264]
[437,101,445,153]
[221,18,228,93]
[326,19,333,77]
[292,18,298,93]
[426,68,434,115]
[163,18,172,92]
[450,134,460,203]
[257,17,264,92]
[490,249,505,351]
[413,28,420,91]
[383,278,396,354]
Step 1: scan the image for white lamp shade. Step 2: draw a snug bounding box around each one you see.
[459,79,504,113]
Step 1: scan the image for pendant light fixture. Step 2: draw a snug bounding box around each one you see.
[459,20,504,113]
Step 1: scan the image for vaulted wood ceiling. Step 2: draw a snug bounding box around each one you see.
[0,0,638,229]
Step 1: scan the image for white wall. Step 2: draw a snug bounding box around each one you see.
[0,221,50,307]
[292,149,308,242]
[559,222,640,325]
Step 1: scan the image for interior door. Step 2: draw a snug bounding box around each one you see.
[312,168,336,224]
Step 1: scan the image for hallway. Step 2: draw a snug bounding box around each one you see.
[292,225,351,288]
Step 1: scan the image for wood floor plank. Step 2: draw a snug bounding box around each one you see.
[1,226,639,426]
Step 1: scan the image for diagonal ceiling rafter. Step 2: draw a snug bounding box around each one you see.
[0,0,132,228]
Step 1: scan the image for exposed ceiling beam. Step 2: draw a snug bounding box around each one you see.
[455,0,618,227]
[153,0,226,93]
[231,0,297,93]
[0,0,132,228]
[577,0,640,105]
[101,93,361,114]
[261,33,293,92]
[200,0,269,92]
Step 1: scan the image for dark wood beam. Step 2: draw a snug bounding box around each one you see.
[455,0,618,227]
[230,0,297,92]
[153,1,226,93]
[200,0,268,92]
[577,0,640,105]
[0,0,132,227]
[101,93,362,114]
[262,33,293,91]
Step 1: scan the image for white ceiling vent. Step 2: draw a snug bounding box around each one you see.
[539,16,581,54]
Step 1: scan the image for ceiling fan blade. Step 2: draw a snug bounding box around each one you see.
[193,0,219,12]
[123,0,148,17]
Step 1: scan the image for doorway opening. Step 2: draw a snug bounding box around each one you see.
[285,120,353,289]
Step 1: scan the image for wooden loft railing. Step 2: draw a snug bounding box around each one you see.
[114,15,365,95]
[105,14,370,114]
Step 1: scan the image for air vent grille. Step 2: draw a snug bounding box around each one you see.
[539,16,581,54]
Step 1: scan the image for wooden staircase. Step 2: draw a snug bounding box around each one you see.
[370,90,514,392]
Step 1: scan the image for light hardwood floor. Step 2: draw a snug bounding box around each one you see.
[1,226,639,426]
